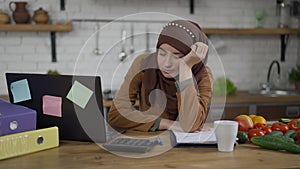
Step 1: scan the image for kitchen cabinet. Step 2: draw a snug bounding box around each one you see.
[208,101,300,121]
[0,24,73,62]
[203,91,300,121]
[102,91,300,122]
[257,103,300,120]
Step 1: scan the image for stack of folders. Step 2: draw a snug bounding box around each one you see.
[0,99,59,160]
[0,127,59,160]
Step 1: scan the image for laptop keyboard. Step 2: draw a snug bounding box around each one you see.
[105,127,125,141]
[102,138,158,153]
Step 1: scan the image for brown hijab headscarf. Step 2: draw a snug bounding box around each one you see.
[141,20,208,120]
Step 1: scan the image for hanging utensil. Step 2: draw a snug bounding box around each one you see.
[129,23,135,55]
[119,27,127,62]
[145,24,151,53]
[94,22,103,55]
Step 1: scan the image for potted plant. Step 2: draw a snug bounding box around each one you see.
[288,65,300,91]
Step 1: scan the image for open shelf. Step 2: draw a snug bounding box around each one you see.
[0,25,298,62]
[202,28,300,35]
[1,25,297,35]
[0,24,72,32]
[0,24,73,62]
[202,28,300,62]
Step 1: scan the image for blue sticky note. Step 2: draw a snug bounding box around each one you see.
[66,81,93,109]
[10,79,32,103]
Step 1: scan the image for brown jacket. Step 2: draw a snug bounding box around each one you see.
[108,54,213,132]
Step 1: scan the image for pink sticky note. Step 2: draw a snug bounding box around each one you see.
[42,95,62,117]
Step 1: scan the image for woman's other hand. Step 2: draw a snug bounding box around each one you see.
[183,42,208,68]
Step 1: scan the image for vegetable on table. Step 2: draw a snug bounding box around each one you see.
[252,116,267,125]
[271,122,289,134]
[234,115,254,132]
[261,125,272,135]
[237,131,248,144]
[288,119,300,130]
[297,130,300,142]
[248,129,264,140]
[268,131,283,136]
[279,118,291,124]
[254,123,272,134]
[251,135,300,154]
[284,130,297,140]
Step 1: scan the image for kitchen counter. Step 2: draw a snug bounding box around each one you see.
[0,130,299,169]
[103,91,300,107]
[213,91,300,104]
[2,91,300,107]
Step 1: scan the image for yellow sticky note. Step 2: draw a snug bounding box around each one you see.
[66,81,93,109]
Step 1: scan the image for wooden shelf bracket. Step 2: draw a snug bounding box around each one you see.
[60,0,65,11]
[190,0,194,14]
[280,34,289,62]
[50,32,57,62]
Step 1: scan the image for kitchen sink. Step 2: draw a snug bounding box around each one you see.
[248,89,300,97]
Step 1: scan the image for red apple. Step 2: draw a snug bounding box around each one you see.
[234,115,254,132]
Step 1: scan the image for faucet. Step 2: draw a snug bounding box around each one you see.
[267,60,281,83]
[262,60,280,91]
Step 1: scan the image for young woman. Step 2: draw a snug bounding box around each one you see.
[108,20,213,132]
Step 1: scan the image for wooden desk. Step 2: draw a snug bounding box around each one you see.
[0,131,299,169]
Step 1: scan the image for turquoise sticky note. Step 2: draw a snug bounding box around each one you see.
[42,95,62,117]
[66,81,93,109]
[10,79,32,103]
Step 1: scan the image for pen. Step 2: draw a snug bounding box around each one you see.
[157,136,163,146]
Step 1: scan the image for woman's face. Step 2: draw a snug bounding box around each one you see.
[157,43,185,78]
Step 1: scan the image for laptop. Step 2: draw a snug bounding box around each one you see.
[5,73,122,142]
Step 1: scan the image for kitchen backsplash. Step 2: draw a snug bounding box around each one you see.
[0,0,299,94]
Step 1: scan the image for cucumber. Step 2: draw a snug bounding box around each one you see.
[284,130,296,139]
[268,131,283,136]
[278,118,291,124]
[291,132,297,141]
[237,131,248,144]
[281,135,295,143]
[251,136,280,151]
[278,118,300,124]
[251,135,300,154]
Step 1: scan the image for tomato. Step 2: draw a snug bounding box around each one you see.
[234,115,254,132]
[248,129,265,140]
[254,123,272,134]
[261,126,272,134]
[288,119,300,130]
[297,130,300,142]
[254,123,265,130]
[271,122,289,133]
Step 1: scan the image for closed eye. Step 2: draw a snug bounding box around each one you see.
[158,48,167,56]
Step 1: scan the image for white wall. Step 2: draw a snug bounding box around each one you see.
[0,0,299,94]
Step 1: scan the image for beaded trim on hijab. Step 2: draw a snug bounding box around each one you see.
[162,22,196,39]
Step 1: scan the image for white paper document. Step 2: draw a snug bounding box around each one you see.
[171,130,217,144]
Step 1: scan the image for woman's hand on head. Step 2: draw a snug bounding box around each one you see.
[183,42,208,68]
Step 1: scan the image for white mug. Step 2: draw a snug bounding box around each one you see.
[214,120,238,152]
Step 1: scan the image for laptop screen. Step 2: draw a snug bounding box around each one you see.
[5,73,107,142]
